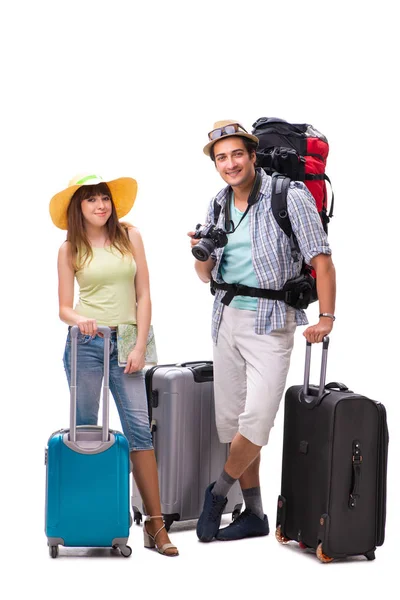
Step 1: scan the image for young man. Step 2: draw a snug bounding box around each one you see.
[188,120,336,543]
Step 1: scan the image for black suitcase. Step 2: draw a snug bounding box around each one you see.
[276,338,388,562]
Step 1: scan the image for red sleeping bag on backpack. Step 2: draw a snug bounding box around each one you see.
[251,117,333,232]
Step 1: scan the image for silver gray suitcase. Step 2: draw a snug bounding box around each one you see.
[132,361,243,530]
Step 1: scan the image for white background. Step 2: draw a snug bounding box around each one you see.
[1,0,398,597]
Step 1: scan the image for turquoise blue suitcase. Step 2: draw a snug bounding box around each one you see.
[45,326,132,558]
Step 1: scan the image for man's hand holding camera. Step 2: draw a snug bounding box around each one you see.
[187,223,228,262]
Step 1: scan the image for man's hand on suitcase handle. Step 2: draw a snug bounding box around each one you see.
[303,317,333,344]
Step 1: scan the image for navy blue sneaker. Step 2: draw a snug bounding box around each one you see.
[215,508,269,541]
[196,482,228,542]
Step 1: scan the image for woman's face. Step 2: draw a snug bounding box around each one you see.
[81,193,112,227]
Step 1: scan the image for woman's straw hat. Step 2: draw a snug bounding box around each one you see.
[49,173,137,230]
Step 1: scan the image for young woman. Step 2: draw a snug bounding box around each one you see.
[50,173,178,557]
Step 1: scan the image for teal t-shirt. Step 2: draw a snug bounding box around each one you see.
[220,196,258,310]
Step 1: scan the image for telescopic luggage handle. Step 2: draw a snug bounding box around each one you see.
[69,326,111,443]
[301,336,330,407]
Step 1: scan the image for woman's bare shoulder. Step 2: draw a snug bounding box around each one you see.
[126,225,143,244]
[58,240,73,258]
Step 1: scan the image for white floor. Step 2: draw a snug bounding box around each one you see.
[4,415,396,600]
[7,506,397,600]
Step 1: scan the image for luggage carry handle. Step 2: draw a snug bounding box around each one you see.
[325,381,350,392]
[179,361,213,367]
[69,326,111,443]
[178,361,214,382]
[190,364,213,383]
[301,336,330,407]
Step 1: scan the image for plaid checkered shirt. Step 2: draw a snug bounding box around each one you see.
[206,169,331,343]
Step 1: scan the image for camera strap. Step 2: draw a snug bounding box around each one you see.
[224,169,263,233]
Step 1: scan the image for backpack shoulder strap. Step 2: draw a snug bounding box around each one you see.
[271,172,301,261]
[271,172,292,237]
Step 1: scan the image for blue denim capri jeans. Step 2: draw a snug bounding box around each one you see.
[63,328,153,452]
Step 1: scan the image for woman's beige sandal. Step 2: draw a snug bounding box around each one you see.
[143,516,179,557]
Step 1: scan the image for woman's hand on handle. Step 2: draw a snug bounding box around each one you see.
[76,317,98,336]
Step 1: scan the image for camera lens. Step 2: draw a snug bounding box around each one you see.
[191,238,215,262]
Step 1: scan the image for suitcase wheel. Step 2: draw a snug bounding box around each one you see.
[119,545,132,558]
[134,510,143,525]
[163,514,175,532]
[232,505,242,521]
[49,545,59,559]
[316,543,333,563]
[275,526,290,544]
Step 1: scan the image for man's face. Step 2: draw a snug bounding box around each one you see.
[213,137,256,188]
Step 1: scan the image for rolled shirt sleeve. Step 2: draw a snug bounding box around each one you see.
[286,181,331,265]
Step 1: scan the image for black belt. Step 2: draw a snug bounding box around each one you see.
[211,280,289,306]
[211,274,315,310]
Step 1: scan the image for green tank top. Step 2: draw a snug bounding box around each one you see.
[75,246,137,326]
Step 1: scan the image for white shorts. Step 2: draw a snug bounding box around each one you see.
[213,305,296,447]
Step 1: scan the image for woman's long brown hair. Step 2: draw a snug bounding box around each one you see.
[66,182,133,271]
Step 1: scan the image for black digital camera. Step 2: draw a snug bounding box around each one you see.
[191,223,228,262]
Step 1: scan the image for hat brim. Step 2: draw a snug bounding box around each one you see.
[203,132,259,156]
[49,177,138,230]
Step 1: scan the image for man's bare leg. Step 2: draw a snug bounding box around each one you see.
[225,432,261,479]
